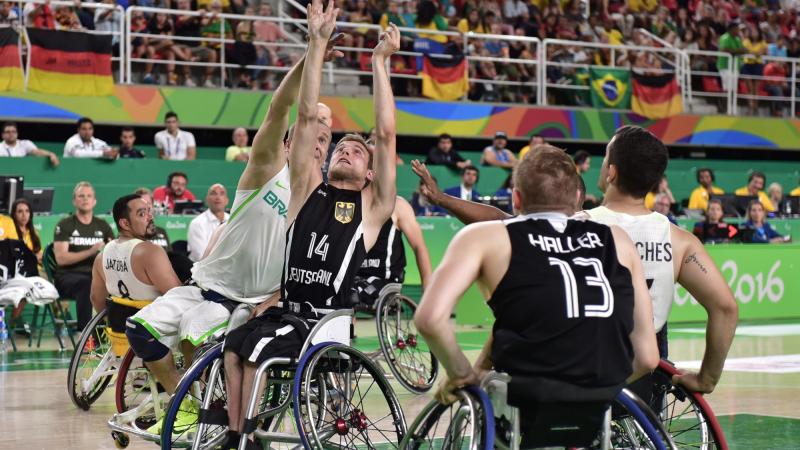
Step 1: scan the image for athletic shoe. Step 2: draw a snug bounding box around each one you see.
[203,79,216,88]
[146,398,198,436]
[184,78,197,87]
[143,74,154,84]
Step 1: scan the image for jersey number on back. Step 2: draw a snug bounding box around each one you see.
[548,257,614,319]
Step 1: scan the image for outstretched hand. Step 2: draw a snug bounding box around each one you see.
[306,0,339,42]
[373,23,401,58]
[324,32,345,62]
[411,160,444,205]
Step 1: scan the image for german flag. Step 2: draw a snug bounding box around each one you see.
[27,28,113,96]
[632,71,683,119]
[421,53,468,101]
[0,28,23,92]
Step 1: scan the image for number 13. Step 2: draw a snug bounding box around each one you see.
[548,257,614,319]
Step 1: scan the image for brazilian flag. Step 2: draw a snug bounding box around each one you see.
[589,68,631,109]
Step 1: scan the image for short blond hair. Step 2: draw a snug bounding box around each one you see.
[73,181,95,197]
[513,145,578,214]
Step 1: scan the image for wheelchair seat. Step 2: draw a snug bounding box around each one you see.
[106,296,153,357]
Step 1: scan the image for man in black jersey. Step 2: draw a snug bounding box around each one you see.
[414,146,659,403]
[221,2,400,447]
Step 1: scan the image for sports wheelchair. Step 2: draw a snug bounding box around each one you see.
[146,305,407,450]
[401,371,678,450]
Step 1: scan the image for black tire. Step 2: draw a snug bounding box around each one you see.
[401,389,491,450]
[376,293,438,394]
[67,309,114,410]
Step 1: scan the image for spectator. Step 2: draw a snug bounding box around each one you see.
[152,171,196,213]
[741,26,767,115]
[0,1,19,26]
[0,212,16,239]
[411,179,447,216]
[118,127,145,158]
[225,127,251,162]
[64,117,118,159]
[791,179,800,197]
[425,133,471,169]
[481,131,517,169]
[517,135,545,160]
[132,187,171,250]
[253,3,289,70]
[53,181,114,330]
[174,0,217,88]
[503,0,529,21]
[230,9,257,89]
[767,182,788,214]
[717,23,746,92]
[8,198,42,335]
[652,192,678,224]
[692,198,738,244]
[768,35,788,57]
[735,171,776,212]
[24,1,54,29]
[94,0,121,52]
[444,165,481,201]
[645,175,676,209]
[763,60,788,116]
[187,184,229,261]
[415,0,449,44]
[143,12,186,86]
[688,168,725,211]
[573,150,591,174]
[380,1,410,30]
[53,4,83,31]
[1,122,60,165]
[200,0,232,79]
[741,200,786,243]
[155,112,197,160]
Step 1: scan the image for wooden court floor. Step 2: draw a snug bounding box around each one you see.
[1,320,799,450]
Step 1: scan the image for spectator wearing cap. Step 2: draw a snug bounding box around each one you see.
[688,168,724,211]
[444,166,481,201]
[155,111,197,160]
[735,171,776,212]
[518,135,545,161]
[481,131,517,169]
[426,134,471,170]
[573,150,591,174]
[64,117,118,159]
[225,127,251,162]
[1,122,60,165]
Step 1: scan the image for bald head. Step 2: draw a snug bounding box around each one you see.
[232,127,248,147]
[206,183,229,214]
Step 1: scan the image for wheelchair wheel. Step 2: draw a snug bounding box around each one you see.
[67,309,115,410]
[161,342,227,450]
[402,386,494,450]
[115,348,154,419]
[376,293,438,394]
[611,388,676,450]
[294,342,407,450]
[653,361,727,450]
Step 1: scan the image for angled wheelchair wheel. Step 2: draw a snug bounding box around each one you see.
[611,388,676,450]
[376,293,439,394]
[67,309,115,410]
[115,348,154,420]
[402,386,494,450]
[161,343,227,450]
[294,342,407,450]
[653,360,727,450]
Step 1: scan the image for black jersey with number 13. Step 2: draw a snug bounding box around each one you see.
[281,183,367,310]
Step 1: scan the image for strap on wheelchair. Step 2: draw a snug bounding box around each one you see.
[198,407,229,426]
[242,417,260,434]
[190,280,238,313]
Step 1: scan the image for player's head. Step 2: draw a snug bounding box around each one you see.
[284,108,333,165]
[328,133,373,188]
[164,111,180,133]
[77,117,94,141]
[206,183,229,214]
[512,144,579,215]
[72,181,97,214]
[317,102,333,128]
[113,194,156,239]
[599,125,668,199]
[121,127,136,148]
[697,168,715,188]
[2,122,17,144]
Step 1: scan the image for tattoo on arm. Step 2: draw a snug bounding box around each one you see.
[684,252,708,274]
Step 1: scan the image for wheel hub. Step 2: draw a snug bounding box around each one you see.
[406,334,417,348]
[335,417,349,435]
[350,409,369,431]
[396,338,406,350]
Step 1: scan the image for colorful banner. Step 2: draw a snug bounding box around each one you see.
[5,86,800,149]
[421,53,468,101]
[590,67,631,109]
[632,71,684,119]
[0,28,23,92]
[27,28,113,96]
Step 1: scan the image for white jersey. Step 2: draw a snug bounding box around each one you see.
[191,164,290,304]
[102,239,161,301]
[586,206,674,332]
[64,134,109,158]
[1,139,36,157]
[155,129,196,160]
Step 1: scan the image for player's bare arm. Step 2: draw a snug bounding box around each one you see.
[90,254,109,313]
[136,243,182,295]
[411,159,511,224]
[394,196,432,288]
[671,224,739,393]
[610,226,660,382]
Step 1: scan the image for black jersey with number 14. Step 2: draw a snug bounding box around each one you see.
[489,214,635,388]
[281,183,367,310]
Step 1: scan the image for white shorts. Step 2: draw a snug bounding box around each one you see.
[129,285,231,349]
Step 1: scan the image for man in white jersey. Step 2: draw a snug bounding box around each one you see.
[125,41,339,437]
[90,194,182,314]
[155,112,197,160]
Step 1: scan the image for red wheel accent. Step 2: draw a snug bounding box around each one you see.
[657,360,729,450]
[115,348,136,414]
[406,334,417,348]
[335,417,349,436]
[396,338,406,350]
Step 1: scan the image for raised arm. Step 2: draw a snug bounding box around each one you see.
[394,196,432,289]
[365,24,401,228]
[287,0,338,222]
[411,160,511,224]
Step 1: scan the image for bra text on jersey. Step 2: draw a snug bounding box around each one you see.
[528,232,604,254]
[263,190,288,218]
[288,267,333,286]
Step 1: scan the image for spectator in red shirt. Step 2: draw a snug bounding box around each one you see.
[152,171,196,213]
[24,1,54,29]
[763,61,788,116]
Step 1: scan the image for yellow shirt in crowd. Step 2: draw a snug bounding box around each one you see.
[0,214,19,240]
[688,185,725,210]
[518,145,532,161]
[627,0,658,13]
[734,186,775,212]
[457,18,486,34]
[225,145,251,162]
[790,187,800,196]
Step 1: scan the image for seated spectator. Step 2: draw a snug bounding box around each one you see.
[767,182,790,215]
[53,182,115,331]
[380,1,410,31]
[200,1,233,71]
[187,184,229,261]
[174,0,217,88]
[688,168,724,211]
[741,26,767,115]
[444,166,481,201]
[118,127,145,158]
[253,3,289,70]
[735,171,776,212]
[53,4,83,30]
[225,127,251,162]
[133,187,171,249]
[425,133,471,169]
[64,117,118,159]
[741,200,786,243]
[791,179,800,197]
[1,122,59,165]
[644,175,676,210]
[411,179,447,216]
[763,61,788,116]
[143,12,188,86]
[0,213,17,240]
[518,135,545,161]
[768,35,788,57]
[573,150,591,174]
[0,1,20,26]
[652,192,678,224]
[692,199,737,244]
[155,112,197,160]
[153,171,197,213]
[24,1,54,29]
[415,0,449,45]
[8,198,43,335]
[481,131,517,169]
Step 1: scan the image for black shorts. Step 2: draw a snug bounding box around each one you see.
[223,308,311,365]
